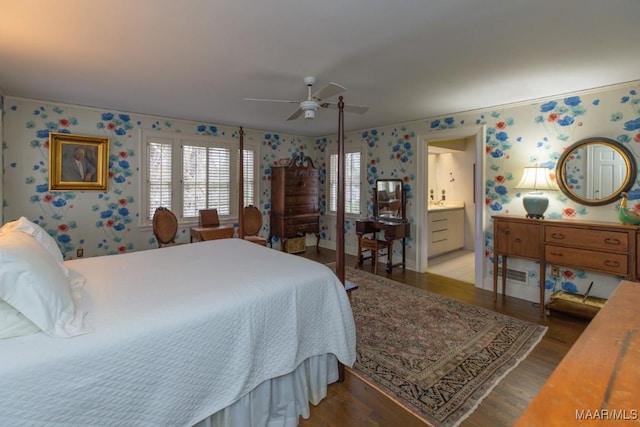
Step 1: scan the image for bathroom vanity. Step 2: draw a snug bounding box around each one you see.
[427,202,465,257]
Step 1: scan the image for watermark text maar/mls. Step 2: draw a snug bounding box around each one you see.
[576,409,638,421]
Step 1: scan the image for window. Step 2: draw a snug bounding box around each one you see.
[141,130,259,225]
[182,144,231,217]
[327,143,363,216]
[146,134,174,221]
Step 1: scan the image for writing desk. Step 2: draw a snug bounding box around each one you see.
[355,219,410,273]
[190,225,234,242]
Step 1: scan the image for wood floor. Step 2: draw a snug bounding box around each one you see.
[297,247,589,427]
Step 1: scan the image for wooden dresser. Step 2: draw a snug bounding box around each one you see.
[269,156,320,251]
[493,215,638,316]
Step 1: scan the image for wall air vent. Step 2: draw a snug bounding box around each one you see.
[497,267,528,285]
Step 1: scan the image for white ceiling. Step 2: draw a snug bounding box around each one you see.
[1,0,639,137]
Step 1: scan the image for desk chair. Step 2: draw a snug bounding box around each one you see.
[355,234,389,274]
[152,207,182,248]
[199,209,220,227]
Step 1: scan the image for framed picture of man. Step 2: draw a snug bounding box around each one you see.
[48,132,109,191]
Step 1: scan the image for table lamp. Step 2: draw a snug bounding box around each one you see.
[516,166,557,219]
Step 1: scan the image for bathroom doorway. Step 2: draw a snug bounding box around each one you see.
[416,126,486,288]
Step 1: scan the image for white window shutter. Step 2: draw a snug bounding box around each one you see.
[242,148,255,207]
[207,147,231,215]
[182,145,208,217]
[345,151,361,214]
[147,142,172,220]
[329,151,361,215]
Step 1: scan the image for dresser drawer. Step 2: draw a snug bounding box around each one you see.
[545,245,628,276]
[284,194,318,205]
[285,216,318,226]
[545,226,629,253]
[283,204,318,216]
[284,220,319,236]
[284,178,318,193]
[285,169,318,180]
[284,185,319,196]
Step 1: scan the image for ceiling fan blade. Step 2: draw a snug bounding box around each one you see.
[344,104,369,114]
[312,82,346,101]
[244,98,300,104]
[286,108,304,121]
[320,102,369,114]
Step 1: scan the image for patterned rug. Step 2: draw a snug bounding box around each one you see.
[334,265,547,427]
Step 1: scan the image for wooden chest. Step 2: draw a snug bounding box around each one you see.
[269,156,320,250]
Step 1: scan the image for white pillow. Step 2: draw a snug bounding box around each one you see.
[0,230,92,338]
[0,216,64,265]
[0,300,40,339]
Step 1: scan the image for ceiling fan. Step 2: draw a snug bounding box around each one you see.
[244,76,369,121]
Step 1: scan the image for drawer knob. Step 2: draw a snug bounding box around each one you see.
[550,251,563,256]
[604,238,621,245]
[604,260,620,267]
[551,232,564,240]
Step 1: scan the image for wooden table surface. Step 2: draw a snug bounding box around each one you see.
[190,225,234,242]
[515,280,640,426]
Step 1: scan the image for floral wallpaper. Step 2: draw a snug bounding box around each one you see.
[3,80,640,302]
[334,82,640,301]
[2,99,314,259]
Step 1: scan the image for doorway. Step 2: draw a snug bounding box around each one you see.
[415,126,486,288]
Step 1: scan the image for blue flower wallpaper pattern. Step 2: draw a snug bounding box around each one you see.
[3,81,640,303]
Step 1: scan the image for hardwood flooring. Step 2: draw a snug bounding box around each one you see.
[297,247,589,427]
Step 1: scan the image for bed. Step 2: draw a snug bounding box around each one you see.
[0,233,356,426]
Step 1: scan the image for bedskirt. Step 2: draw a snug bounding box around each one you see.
[195,353,337,427]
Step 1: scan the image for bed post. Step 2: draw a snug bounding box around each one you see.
[238,126,244,239]
[336,97,346,383]
[336,97,345,285]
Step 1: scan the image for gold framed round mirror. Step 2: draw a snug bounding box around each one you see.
[556,137,637,206]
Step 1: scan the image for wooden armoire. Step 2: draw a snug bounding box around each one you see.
[269,156,320,251]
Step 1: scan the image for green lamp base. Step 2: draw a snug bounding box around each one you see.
[523,192,549,219]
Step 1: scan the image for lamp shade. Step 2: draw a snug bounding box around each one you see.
[515,166,557,191]
[516,166,557,219]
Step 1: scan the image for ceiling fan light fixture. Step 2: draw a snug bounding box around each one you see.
[245,76,367,121]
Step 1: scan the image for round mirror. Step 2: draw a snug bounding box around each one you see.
[556,137,637,206]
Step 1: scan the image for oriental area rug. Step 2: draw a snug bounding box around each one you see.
[332,265,547,427]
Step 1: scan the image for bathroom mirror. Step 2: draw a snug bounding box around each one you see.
[374,179,406,222]
[556,137,637,206]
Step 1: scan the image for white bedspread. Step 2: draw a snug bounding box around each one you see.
[0,239,356,426]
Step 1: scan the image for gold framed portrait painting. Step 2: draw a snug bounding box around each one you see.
[49,132,109,191]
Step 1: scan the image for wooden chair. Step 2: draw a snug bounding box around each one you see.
[199,209,220,227]
[355,234,389,274]
[152,207,182,247]
[243,205,267,246]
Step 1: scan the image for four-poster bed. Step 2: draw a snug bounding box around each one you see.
[0,100,356,426]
